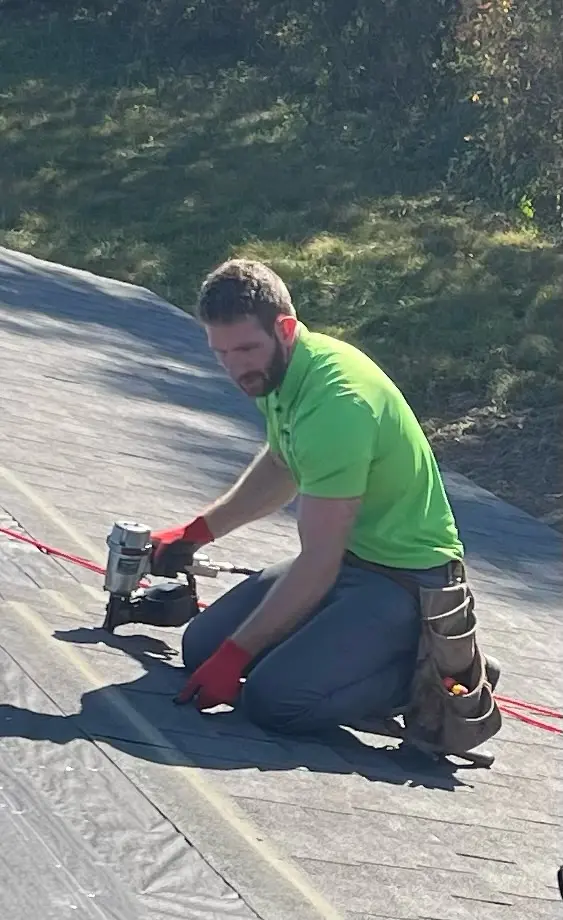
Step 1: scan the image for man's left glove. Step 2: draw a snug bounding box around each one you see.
[174,638,252,709]
[150,515,214,578]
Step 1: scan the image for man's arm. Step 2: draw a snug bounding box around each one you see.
[201,444,297,540]
[230,492,361,656]
[174,395,375,710]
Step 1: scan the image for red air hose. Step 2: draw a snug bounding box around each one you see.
[0,527,115,580]
[1,525,561,734]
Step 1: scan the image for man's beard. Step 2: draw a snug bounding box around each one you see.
[237,339,287,398]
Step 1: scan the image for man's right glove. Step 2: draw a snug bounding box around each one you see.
[150,515,214,578]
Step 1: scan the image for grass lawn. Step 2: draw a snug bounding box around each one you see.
[1,16,561,527]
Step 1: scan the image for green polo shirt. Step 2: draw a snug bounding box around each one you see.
[255,323,464,569]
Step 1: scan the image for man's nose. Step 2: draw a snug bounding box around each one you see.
[224,354,249,377]
[232,354,254,372]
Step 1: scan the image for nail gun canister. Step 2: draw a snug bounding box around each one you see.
[104,521,152,597]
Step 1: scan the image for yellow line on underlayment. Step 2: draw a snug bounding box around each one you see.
[0,464,106,565]
[0,464,344,920]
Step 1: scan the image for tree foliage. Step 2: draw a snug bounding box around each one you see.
[453,0,563,224]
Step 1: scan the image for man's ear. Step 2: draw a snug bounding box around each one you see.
[275,315,298,345]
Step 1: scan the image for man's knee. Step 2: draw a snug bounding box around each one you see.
[240,665,318,734]
[181,617,210,673]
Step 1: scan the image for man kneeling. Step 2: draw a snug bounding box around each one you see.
[149,258,471,736]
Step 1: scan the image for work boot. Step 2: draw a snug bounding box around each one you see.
[485,655,501,691]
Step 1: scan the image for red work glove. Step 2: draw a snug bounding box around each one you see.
[174,639,252,709]
[150,515,214,577]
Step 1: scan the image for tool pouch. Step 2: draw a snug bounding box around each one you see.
[404,578,502,755]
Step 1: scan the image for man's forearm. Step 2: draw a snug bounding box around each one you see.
[201,445,296,540]
[230,549,340,657]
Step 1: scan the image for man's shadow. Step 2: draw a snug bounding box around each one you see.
[0,626,472,791]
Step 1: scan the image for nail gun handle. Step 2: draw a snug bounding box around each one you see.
[185,553,258,579]
[187,556,220,578]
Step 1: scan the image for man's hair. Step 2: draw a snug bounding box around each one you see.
[197,259,296,332]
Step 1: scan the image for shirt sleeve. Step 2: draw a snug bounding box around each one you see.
[293,395,375,498]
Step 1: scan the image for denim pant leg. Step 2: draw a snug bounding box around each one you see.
[182,558,296,673]
[239,562,441,734]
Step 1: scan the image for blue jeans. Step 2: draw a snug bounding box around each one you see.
[181,556,455,734]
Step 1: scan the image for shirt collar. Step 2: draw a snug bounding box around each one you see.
[273,321,311,411]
